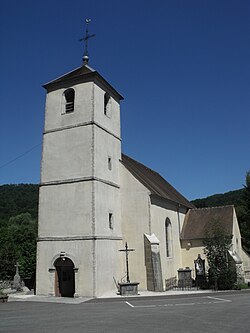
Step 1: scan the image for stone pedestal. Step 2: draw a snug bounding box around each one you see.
[118,282,139,296]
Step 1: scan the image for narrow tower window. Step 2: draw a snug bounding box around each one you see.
[108,157,112,170]
[64,88,75,113]
[109,213,113,230]
[104,92,110,116]
[165,218,172,257]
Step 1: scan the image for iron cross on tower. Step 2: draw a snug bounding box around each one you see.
[79,18,96,64]
[119,242,135,283]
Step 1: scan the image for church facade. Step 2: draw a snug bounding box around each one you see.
[36,61,250,297]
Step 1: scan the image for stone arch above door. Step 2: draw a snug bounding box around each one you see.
[50,252,79,269]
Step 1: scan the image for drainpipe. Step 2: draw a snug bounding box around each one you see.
[148,196,152,235]
[177,204,181,236]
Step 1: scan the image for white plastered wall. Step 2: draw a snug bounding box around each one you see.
[95,240,123,296]
[120,164,151,288]
[41,126,92,183]
[94,126,121,185]
[38,182,93,237]
[150,201,186,285]
[181,239,206,277]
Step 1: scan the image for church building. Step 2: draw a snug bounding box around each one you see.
[36,30,250,297]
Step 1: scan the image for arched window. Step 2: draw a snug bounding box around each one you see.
[64,88,75,113]
[165,218,172,257]
[104,92,111,116]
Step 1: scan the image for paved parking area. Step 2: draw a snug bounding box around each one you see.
[1,291,250,332]
[124,294,232,308]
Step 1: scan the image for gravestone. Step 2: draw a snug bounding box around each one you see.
[177,268,192,289]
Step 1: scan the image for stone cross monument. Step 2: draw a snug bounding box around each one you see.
[13,262,22,291]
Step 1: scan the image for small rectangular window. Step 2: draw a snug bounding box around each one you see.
[109,213,113,230]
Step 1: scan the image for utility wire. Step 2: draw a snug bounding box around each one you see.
[0,142,42,169]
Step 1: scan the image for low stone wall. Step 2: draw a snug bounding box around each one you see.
[165,277,177,290]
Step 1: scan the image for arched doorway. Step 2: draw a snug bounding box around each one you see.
[54,257,75,297]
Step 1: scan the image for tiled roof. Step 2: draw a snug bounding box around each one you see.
[43,64,94,88]
[121,154,194,209]
[181,206,234,240]
[43,64,123,100]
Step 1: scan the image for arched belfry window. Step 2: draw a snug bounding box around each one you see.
[104,92,111,117]
[165,218,172,257]
[64,88,75,113]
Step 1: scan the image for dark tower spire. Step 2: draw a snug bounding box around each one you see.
[79,19,96,64]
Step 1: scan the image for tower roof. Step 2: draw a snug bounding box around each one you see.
[43,64,123,101]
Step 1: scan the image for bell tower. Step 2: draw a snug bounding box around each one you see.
[36,22,124,297]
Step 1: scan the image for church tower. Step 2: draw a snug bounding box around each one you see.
[36,25,124,297]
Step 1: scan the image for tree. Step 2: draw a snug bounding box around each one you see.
[0,213,37,280]
[203,220,237,290]
[239,171,250,253]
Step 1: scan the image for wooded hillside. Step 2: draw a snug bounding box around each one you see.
[0,184,39,226]
[191,189,244,210]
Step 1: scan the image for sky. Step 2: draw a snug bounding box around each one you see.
[0,0,249,200]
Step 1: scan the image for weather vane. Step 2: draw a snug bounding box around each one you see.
[79,18,96,64]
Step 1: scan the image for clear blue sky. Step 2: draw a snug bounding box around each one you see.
[0,0,249,200]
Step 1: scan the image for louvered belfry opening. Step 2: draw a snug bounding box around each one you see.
[64,88,75,113]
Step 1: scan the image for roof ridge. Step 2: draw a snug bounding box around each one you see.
[191,205,234,211]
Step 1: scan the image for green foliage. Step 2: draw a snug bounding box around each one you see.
[0,184,39,281]
[0,213,37,280]
[235,283,250,290]
[239,171,250,252]
[0,184,39,227]
[192,189,244,209]
[204,220,237,290]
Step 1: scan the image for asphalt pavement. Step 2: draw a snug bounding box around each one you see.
[1,290,250,332]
